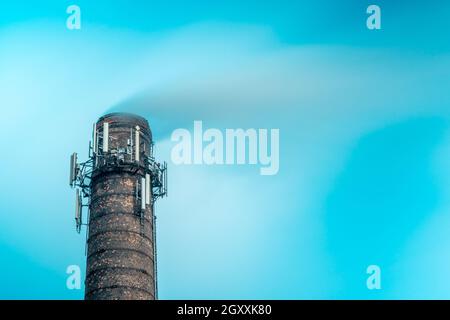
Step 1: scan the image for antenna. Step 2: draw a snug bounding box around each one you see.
[92,123,97,154]
[145,173,151,205]
[130,128,133,147]
[141,177,146,210]
[135,126,140,162]
[164,161,168,197]
[69,152,78,187]
[75,189,82,233]
[103,122,109,153]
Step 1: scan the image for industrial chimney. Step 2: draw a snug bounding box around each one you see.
[69,113,167,300]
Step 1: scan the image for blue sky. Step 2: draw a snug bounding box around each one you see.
[1,1,450,299]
